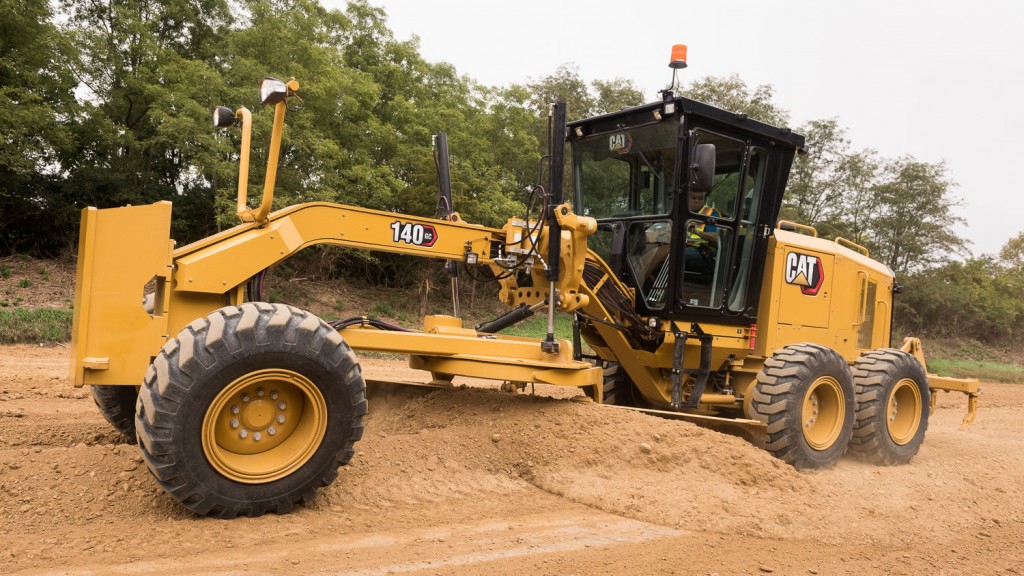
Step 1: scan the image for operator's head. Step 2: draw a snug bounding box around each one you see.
[688,189,707,212]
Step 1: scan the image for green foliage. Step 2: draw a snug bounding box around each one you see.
[926,357,1024,384]
[500,313,575,340]
[370,301,396,318]
[896,248,1024,346]
[869,158,967,276]
[3,0,1019,352]
[683,74,790,126]
[0,308,73,343]
[0,0,80,255]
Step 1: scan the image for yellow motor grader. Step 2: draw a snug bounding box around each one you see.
[70,62,979,518]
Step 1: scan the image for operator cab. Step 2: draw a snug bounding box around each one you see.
[568,93,805,325]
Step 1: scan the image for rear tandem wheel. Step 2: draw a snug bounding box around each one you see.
[750,343,855,469]
[849,349,930,465]
[136,303,367,518]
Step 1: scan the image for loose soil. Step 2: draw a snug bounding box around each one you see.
[1,344,1022,575]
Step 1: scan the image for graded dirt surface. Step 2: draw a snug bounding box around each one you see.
[1,344,1022,575]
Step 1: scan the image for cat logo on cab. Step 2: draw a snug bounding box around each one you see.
[785,252,824,296]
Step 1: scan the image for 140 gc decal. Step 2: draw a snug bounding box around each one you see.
[390,221,438,247]
[785,252,825,296]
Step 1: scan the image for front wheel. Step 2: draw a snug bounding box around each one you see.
[91,385,139,441]
[751,343,855,469]
[136,303,367,518]
[849,349,929,465]
[583,362,640,406]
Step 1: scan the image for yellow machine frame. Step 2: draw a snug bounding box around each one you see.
[71,80,979,429]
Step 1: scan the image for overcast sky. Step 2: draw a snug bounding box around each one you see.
[324,0,1022,258]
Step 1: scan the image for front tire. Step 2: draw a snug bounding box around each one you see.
[91,385,139,441]
[751,343,855,469]
[593,362,639,406]
[849,349,929,465]
[136,303,366,518]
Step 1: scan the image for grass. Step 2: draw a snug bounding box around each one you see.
[500,313,576,340]
[927,357,1024,384]
[0,308,73,344]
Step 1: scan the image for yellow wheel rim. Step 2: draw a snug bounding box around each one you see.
[886,378,922,445]
[801,376,845,450]
[202,369,327,484]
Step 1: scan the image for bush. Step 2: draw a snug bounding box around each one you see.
[0,308,73,344]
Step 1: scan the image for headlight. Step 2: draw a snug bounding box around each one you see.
[259,77,288,105]
[213,106,236,128]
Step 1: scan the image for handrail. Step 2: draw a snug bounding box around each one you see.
[776,220,817,237]
[836,236,869,256]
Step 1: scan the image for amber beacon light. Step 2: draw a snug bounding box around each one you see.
[669,44,688,69]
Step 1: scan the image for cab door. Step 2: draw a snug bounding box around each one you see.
[670,127,775,325]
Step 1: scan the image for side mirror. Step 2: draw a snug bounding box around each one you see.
[689,143,716,193]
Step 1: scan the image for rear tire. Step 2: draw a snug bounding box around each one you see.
[751,343,855,469]
[849,349,929,465]
[90,385,139,441]
[136,303,367,518]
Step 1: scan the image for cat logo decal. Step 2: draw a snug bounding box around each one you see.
[785,252,824,296]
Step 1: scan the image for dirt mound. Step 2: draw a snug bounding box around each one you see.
[350,386,811,536]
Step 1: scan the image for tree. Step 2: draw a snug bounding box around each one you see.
[682,74,790,126]
[869,158,967,277]
[999,231,1024,269]
[0,0,79,254]
[784,120,857,226]
[60,0,234,243]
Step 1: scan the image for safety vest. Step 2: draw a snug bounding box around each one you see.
[688,205,718,244]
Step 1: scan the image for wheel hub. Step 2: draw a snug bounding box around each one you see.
[801,376,844,450]
[887,378,922,445]
[202,369,326,484]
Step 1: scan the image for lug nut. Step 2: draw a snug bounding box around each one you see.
[230,418,239,429]
[239,429,248,439]
[231,405,240,415]
[268,426,277,436]
[278,401,287,410]
[241,393,250,403]
[277,415,286,424]
[253,432,262,442]
[256,387,265,397]
[270,391,279,400]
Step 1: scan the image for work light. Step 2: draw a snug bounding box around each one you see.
[259,77,288,105]
[213,106,236,128]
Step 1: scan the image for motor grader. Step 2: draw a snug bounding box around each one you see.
[70,55,979,518]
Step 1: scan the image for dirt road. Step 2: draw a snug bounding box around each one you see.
[1,344,1022,575]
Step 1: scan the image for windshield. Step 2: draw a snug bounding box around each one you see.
[573,121,678,219]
